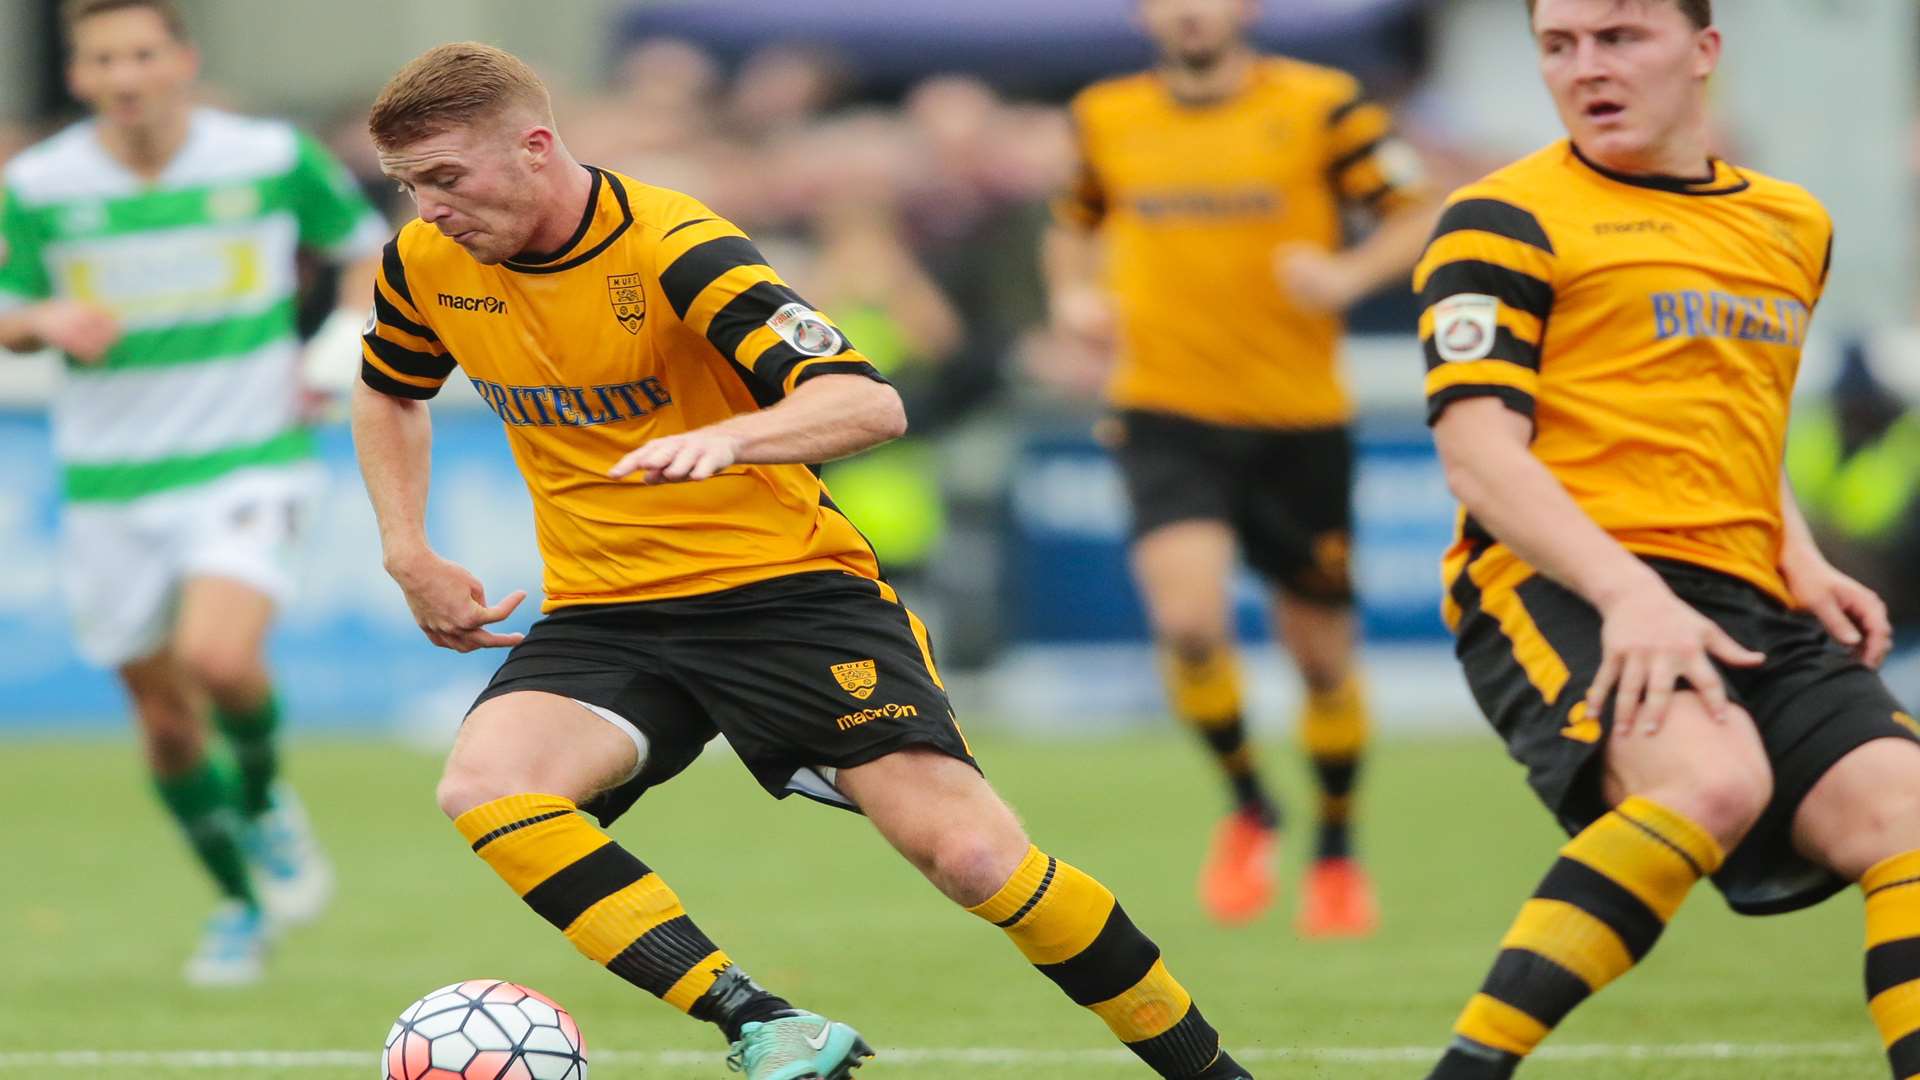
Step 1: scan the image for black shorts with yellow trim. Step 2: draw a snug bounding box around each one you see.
[1110,409,1354,605]
[470,570,977,826]
[1452,550,1919,915]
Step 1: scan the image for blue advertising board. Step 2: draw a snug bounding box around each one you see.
[0,406,1458,729]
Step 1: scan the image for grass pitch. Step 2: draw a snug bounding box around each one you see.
[0,733,1882,1078]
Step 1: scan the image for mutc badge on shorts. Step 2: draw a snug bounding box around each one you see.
[831,659,879,700]
[608,273,645,335]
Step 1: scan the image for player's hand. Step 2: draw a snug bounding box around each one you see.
[1783,556,1892,668]
[32,301,121,364]
[1587,581,1765,736]
[1277,245,1366,313]
[296,307,370,423]
[1048,285,1117,351]
[609,429,742,484]
[387,550,527,653]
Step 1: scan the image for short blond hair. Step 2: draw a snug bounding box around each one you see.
[1526,0,1710,29]
[368,42,554,151]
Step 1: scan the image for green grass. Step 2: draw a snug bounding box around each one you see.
[0,733,1885,1078]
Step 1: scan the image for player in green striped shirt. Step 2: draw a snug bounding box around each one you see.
[0,0,386,985]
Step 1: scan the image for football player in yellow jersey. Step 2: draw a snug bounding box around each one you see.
[1044,0,1438,933]
[1415,2,1920,1077]
[352,43,1254,1080]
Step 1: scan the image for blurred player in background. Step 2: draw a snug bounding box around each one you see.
[0,0,384,984]
[1044,0,1437,932]
[354,42,1255,1080]
[1415,1,1920,1076]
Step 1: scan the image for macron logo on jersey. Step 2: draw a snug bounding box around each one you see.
[438,292,508,315]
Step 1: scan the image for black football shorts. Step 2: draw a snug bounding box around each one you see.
[1452,553,1919,915]
[470,571,976,825]
[1110,409,1354,605]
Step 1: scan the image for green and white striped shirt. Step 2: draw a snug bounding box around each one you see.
[0,108,386,504]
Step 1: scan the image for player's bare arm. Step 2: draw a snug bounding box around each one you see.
[1280,195,1443,313]
[351,380,526,653]
[0,300,121,362]
[1041,219,1116,350]
[1433,396,1763,732]
[609,372,907,484]
[1778,471,1892,667]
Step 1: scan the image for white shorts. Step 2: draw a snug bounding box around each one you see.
[60,465,317,667]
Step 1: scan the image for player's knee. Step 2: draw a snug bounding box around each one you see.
[1293,654,1350,696]
[1823,785,1920,881]
[175,638,263,701]
[1655,760,1772,851]
[142,723,206,775]
[1163,630,1228,669]
[924,826,1030,908]
[124,676,203,773]
[435,761,525,822]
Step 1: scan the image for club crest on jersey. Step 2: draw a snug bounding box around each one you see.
[831,659,879,700]
[1433,293,1499,362]
[767,302,843,357]
[608,273,645,335]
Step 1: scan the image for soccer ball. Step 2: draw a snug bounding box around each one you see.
[383,980,588,1080]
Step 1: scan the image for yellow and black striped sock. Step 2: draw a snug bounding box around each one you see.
[970,845,1242,1078]
[1300,675,1369,860]
[1863,850,1920,1078]
[1165,647,1277,828]
[1428,797,1724,1079]
[455,794,792,1041]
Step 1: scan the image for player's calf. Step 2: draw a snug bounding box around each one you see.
[1431,697,1764,1078]
[441,696,807,1051]
[454,792,800,1042]
[841,750,1252,1078]
[1428,796,1725,1079]
[1792,740,1920,1079]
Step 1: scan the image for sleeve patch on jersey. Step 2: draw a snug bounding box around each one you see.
[1432,294,1500,362]
[766,302,844,357]
[1373,137,1427,192]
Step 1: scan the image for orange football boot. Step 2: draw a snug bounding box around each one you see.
[1297,857,1379,938]
[1198,809,1278,925]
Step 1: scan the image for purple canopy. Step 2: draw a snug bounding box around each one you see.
[616,0,1430,94]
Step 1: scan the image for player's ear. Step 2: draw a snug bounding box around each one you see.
[1691,25,1722,80]
[521,126,556,171]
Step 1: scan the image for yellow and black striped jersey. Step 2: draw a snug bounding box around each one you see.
[360,166,885,608]
[1414,141,1834,612]
[1061,56,1424,429]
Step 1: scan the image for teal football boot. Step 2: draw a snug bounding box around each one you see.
[725,1011,873,1080]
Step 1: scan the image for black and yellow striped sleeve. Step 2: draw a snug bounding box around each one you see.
[359,237,456,400]
[1054,106,1107,229]
[1414,196,1557,425]
[655,217,883,400]
[1326,90,1426,215]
